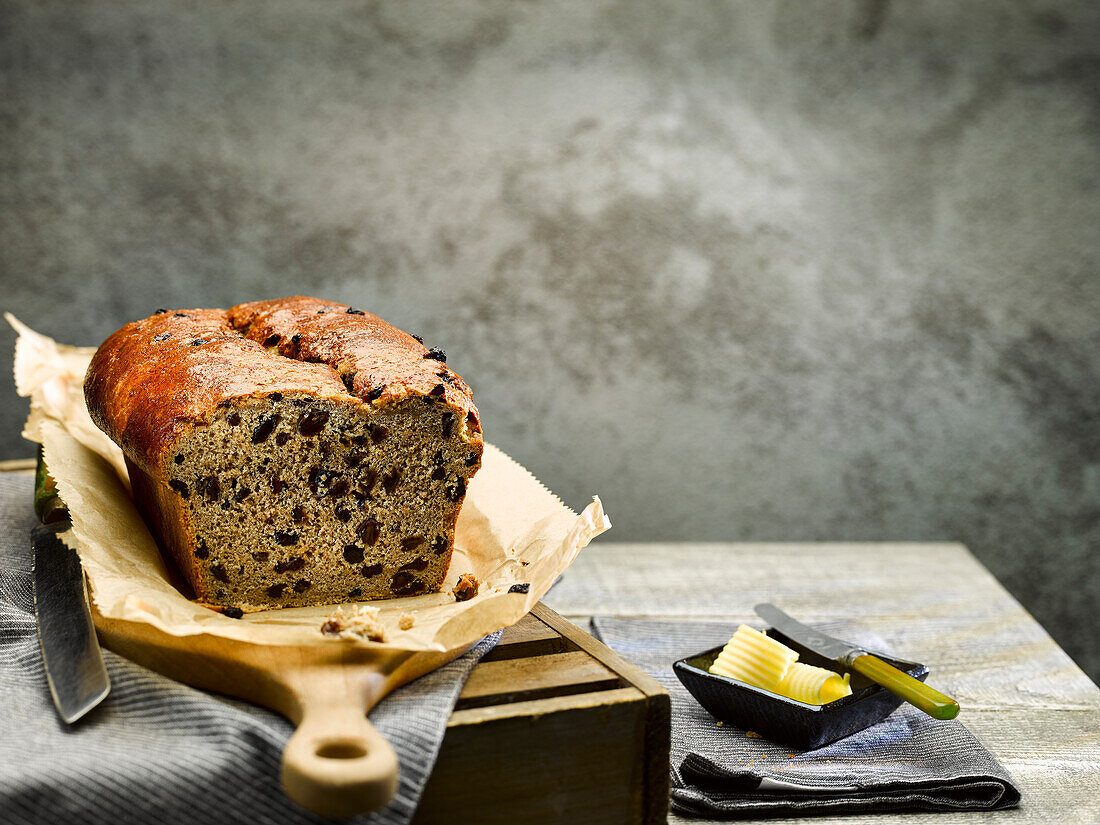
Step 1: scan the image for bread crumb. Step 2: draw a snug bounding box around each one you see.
[398,612,415,631]
[715,721,723,727]
[452,573,479,602]
[320,605,386,642]
[746,731,761,739]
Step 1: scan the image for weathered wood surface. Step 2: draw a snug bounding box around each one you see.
[544,542,1100,825]
[416,686,651,825]
[479,610,564,661]
[417,603,671,825]
[456,649,620,709]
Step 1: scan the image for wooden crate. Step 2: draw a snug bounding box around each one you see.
[414,603,670,825]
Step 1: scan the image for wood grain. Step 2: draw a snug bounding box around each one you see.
[481,610,565,661]
[93,610,468,818]
[455,650,620,709]
[415,687,650,825]
[418,605,671,825]
[546,542,1100,825]
[533,603,673,825]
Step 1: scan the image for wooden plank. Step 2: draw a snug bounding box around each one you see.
[455,650,621,710]
[0,458,34,472]
[448,686,646,727]
[545,542,1021,621]
[481,611,564,662]
[532,603,671,825]
[533,604,666,699]
[416,688,650,825]
[970,707,1100,782]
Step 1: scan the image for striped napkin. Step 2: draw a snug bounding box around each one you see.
[592,616,1020,817]
[0,473,498,825]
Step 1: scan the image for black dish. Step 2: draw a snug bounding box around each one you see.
[673,627,929,750]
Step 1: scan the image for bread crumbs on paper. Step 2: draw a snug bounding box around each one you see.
[398,612,415,631]
[746,731,761,738]
[452,573,479,602]
[320,605,386,642]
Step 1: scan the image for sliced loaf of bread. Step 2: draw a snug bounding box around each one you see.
[84,296,483,612]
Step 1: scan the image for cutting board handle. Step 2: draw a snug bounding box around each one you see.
[281,688,399,817]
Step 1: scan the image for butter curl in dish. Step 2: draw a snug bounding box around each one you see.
[675,625,928,750]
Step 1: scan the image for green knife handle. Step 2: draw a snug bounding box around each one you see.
[851,653,960,720]
[34,448,68,524]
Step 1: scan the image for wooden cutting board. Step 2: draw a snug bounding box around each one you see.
[93,608,473,818]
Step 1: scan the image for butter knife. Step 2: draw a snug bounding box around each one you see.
[33,454,110,723]
[755,603,959,720]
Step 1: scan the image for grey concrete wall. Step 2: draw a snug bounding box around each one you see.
[2,2,1098,679]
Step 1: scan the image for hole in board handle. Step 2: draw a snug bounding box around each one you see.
[316,741,367,760]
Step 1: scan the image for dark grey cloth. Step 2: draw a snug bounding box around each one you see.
[0,473,499,825]
[592,616,1020,818]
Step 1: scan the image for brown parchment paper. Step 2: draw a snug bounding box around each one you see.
[7,314,610,652]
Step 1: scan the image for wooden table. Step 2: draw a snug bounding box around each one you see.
[542,542,1100,825]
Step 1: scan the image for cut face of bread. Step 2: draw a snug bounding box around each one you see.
[86,297,484,613]
[132,392,476,610]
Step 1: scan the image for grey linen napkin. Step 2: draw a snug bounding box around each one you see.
[592,616,1020,818]
[0,472,499,825]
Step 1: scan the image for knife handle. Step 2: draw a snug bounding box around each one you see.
[35,449,68,524]
[851,653,960,720]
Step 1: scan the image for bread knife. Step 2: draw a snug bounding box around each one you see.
[754,603,959,720]
[33,454,110,723]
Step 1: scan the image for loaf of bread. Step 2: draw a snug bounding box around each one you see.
[84,296,483,613]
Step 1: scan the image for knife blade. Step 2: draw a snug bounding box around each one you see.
[755,603,959,720]
[32,466,110,723]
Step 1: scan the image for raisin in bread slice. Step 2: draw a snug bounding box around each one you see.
[84,296,483,612]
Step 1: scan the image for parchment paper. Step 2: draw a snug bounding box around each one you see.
[7,314,610,652]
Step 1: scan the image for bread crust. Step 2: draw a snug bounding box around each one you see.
[125,456,201,597]
[85,297,481,478]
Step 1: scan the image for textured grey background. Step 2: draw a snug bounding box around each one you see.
[2,2,1098,679]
